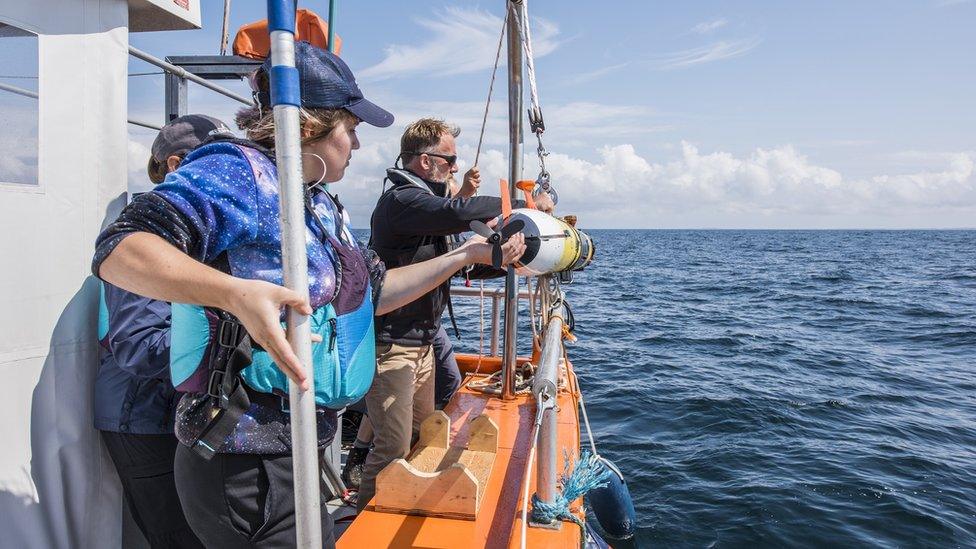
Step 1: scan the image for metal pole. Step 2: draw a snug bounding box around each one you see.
[501,0,524,400]
[127,118,163,131]
[220,0,233,55]
[328,0,338,54]
[0,83,162,131]
[531,303,565,516]
[164,73,187,122]
[0,82,37,99]
[267,1,321,546]
[129,46,255,106]
[490,295,501,357]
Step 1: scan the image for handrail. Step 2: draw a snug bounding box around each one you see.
[128,46,255,106]
[127,118,163,131]
[449,286,529,299]
[449,285,530,356]
[1,81,163,131]
[0,81,37,99]
[531,305,564,513]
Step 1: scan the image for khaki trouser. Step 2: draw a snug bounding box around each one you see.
[357,342,434,510]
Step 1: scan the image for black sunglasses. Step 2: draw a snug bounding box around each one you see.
[407,151,458,166]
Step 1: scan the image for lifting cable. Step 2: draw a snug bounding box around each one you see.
[473,9,510,371]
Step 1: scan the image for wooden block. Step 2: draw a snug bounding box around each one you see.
[467,415,498,452]
[374,460,480,520]
[418,410,450,449]
[374,412,499,520]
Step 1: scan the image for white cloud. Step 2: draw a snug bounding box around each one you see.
[691,18,728,34]
[358,7,560,81]
[127,137,154,193]
[535,142,976,227]
[651,37,761,69]
[334,131,976,229]
[565,61,631,85]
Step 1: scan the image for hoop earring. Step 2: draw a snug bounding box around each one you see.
[302,152,328,191]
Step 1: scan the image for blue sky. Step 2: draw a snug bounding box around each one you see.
[128,0,976,229]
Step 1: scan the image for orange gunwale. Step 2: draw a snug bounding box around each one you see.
[337,352,585,548]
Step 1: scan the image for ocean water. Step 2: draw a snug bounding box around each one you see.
[447,230,976,548]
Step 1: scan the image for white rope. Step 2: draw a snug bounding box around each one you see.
[475,10,508,167]
[520,402,545,549]
[516,0,542,118]
[470,11,510,365]
[527,277,539,344]
[572,369,599,456]
[475,279,486,375]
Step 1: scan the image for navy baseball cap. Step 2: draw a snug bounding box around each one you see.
[257,41,394,128]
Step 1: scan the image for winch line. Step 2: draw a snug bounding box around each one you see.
[473,9,509,372]
[474,10,509,168]
[520,398,546,549]
[475,279,486,375]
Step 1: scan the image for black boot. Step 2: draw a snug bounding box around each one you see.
[342,447,369,490]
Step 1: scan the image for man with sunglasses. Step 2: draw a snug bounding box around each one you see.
[359,118,552,510]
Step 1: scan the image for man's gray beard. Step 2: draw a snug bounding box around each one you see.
[429,166,452,183]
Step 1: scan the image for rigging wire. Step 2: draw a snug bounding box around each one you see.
[520,399,546,549]
[475,278,486,375]
[474,9,508,168]
[472,10,510,367]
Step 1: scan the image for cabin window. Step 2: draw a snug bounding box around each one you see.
[0,23,38,186]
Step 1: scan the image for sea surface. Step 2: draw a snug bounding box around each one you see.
[445,230,976,548]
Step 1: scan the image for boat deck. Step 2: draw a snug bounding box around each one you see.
[336,354,584,548]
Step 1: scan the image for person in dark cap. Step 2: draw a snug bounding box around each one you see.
[95,115,231,549]
[146,114,234,183]
[92,42,524,547]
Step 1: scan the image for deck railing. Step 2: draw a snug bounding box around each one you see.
[448,285,530,356]
[126,46,257,125]
[531,305,565,518]
[450,284,562,517]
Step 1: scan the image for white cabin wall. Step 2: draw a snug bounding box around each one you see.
[0,1,129,547]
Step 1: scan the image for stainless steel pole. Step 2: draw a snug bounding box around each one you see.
[267,1,321,546]
[531,303,565,516]
[490,295,502,357]
[128,46,254,106]
[501,0,524,400]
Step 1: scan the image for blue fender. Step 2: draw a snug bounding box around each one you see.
[587,457,637,544]
[584,520,611,549]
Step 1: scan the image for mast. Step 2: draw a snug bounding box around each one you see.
[501,0,523,400]
[267,0,322,546]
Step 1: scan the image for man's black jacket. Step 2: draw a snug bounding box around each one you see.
[370,168,512,346]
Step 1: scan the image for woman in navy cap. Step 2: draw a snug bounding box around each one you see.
[92,42,524,547]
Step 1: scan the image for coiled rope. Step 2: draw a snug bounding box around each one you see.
[530,450,610,528]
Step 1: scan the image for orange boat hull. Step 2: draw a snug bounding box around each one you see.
[338,353,584,548]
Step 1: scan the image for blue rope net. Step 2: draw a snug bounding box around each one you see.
[530,450,610,528]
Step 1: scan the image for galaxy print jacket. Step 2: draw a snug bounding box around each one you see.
[93,140,385,454]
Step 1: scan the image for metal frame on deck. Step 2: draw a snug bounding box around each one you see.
[449,286,529,357]
[126,46,258,124]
